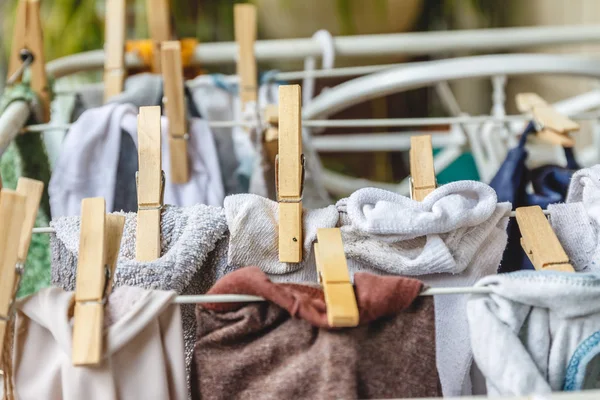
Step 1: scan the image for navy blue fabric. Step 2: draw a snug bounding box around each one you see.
[490,122,580,272]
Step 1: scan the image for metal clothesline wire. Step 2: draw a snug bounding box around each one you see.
[172,286,494,304]
[51,61,430,97]
[19,112,600,133]
[29,209,548,235]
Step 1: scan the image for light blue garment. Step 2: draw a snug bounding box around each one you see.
[468,271,600,396]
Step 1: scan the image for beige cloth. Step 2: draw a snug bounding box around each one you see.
[12,286,187,400]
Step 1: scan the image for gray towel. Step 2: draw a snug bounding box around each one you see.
[50,203,229,381]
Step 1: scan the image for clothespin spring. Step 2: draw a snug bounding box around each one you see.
[0,262,24,323]
[275,154,306,203]
[408,177,438,201]
[135,170,166,211]
[76,265,111,306]
[6,49,34,85]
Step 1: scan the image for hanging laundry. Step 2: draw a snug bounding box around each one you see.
[50,204,229,383]
[467,271,600,395]
[192,267,441,399]
[548,165,600,272]
[187,74,331,207]
[49,102,225,217]
[490,122,580,272]
[223,182,510,397]
[11,286,187,400]
[0,82,52,297]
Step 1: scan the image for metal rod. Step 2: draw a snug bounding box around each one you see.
[30,210,544,235]
[45,25,600,79]
[171,286,493,304]
[20,112,600,134]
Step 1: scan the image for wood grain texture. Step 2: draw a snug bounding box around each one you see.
[72,302,104,365]
[0,190,27,357]
[74,198,106,302]
[8,0,49,121]
[146,0,171,72]
[136,106,162,261]
[314,229,359,327]
[103,0,126,101]
[234,4,257,106]
[15,178,43,263]
[409,135,436,201]
[278,85,303,262]
[516,205,574,272]
[104,214,125,296]
[162,41,189,183]
[72,197,107,365]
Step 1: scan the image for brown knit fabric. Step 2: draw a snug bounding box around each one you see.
[192,267,441,399]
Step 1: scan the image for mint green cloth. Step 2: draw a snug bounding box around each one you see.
[0,82,52,297]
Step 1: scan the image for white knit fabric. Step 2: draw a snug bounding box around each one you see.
[337,184,510,397]
[224,182,510,397]
[549,165,600,272]
[467,271,600,396]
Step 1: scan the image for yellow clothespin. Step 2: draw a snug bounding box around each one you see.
[136,106,164,261]
[0,190,26,357]
[161,41,189,183]
[263,104,279,165]
[234,4,257,109]
[516,205,574,272]
[7,0,50,122]
[72,198,125,365]
[277,85,304,263]
[104,0,126,102]
[409,135,437,201]
[314,228,359,328]
[146,0,171,73]
[516,93,578,147]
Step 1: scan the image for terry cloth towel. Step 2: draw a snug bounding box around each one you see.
[467,271,600,396]
[50,204,229,383]
[12,286,187,400]
[547,165,600,272]
[192,267,441,399]
[223,193,339,282]
[224,182,510,397]
[0,82,52,297]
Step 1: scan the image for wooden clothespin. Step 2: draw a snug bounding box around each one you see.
[234,4,257,109]
[72,198,125,365]
[136,106,163,261]
[516,93,579,147]
[161,41,189,183]
[516,205,574,272]
[409,135,436,201]
[104,214,125,297]
[7,0,50,122]
[263,104,279,165]
[146,0,171,72]
[0,190,26,357]
[277,85,304,263]
[15,178,43,265]
[104,0,126,102]
[314,228,359,328]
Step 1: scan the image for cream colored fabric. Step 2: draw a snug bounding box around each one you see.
[12,286,187,400]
